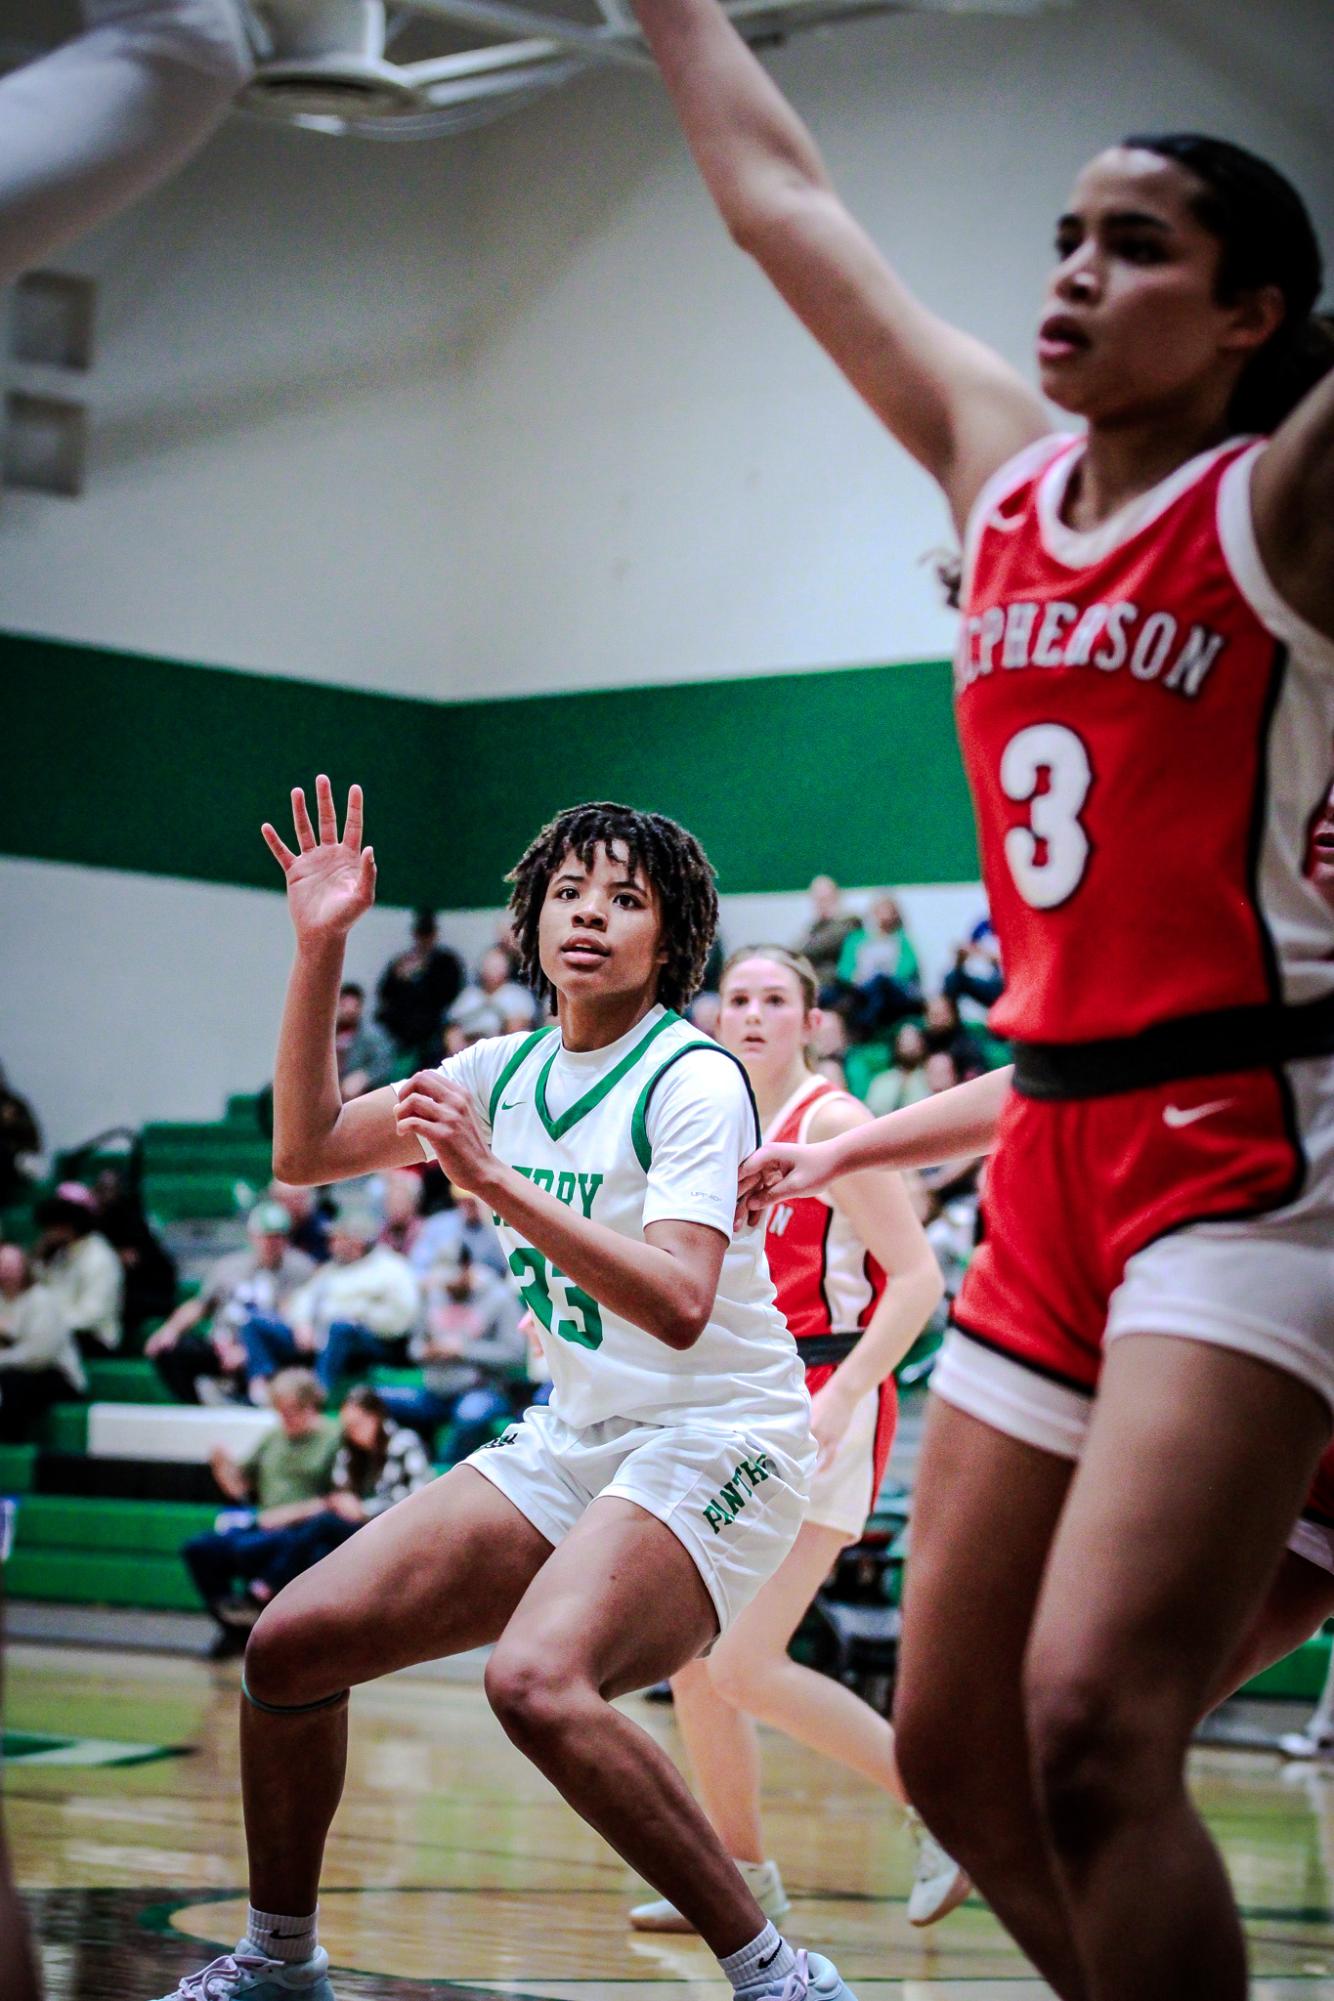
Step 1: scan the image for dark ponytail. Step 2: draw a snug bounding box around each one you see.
[1124,133,1333,433]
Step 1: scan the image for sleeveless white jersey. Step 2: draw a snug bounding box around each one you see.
[420,1006,810,1433]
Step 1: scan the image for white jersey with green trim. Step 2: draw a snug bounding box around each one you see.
[416,1004,810,1432]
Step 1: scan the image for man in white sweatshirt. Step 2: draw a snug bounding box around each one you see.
[33,1187,124,1353]
[240,1208,421,1401]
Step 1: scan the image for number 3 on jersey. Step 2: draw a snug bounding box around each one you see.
[509,1248,604,1350]
[1000,722,1094,910]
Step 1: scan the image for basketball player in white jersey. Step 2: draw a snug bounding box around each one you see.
[152,777,856,2001]
[0,0,251,289]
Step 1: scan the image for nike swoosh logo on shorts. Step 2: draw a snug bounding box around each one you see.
[1162,1099,1235,1128]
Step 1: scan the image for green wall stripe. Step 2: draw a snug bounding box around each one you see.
[1,630,977,906]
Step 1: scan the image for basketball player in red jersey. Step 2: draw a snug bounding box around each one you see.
[627,949,962,1936]
[621,4,1334,1991]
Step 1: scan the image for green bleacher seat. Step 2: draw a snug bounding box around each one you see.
[143,1173,249,1222]
[83,1359,174,1405]
[225,1093,264,1128]
[6,1495,219,1610]
[4,1547,203,1611]
[41,1405,89,1454]
[0,1444,36,1493]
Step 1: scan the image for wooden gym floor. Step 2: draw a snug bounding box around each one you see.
[9,1638,1334,1999]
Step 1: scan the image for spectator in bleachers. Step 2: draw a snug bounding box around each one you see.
[378,1168,432,1261]
[181,1367,340,1656]
[92,1166,178,1341]
[205,1388,434,1643]
[833,893,923,1038]
[33,1185,123,1353]
[268,1179,331,1263]
[376,909,465,1066]
[377,1249,525,1447]
[406,1181,509,1278]
[146,1202,315,1405]
[241,1206,420,1400]
[923,993,987,1081]
[865,1021,933,1116]
[943,924,1005,1013]
[0,1244,85,1442]
[447,946,541,1041]
[335,982,397,1101]
[793,874,860,990]
[0,1064,41,1209]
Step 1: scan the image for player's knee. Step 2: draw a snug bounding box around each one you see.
[1026,1665,1174,1863]
[244,1598,334,1709]
[707,1639,769,1712]
[484,1645,585,1749]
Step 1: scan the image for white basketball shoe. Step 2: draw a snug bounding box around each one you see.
[904,1810,972,1926]
[629,1857,790,1931]
[152,1943,334,1998]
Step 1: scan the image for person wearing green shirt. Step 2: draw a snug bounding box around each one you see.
[833,895,922,1040]
[181,1370,340,1656]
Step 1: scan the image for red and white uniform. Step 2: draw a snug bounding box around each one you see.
[933,434,1334,1485]
[765,1077,897,1538]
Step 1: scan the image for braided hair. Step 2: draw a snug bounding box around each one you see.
[1125,133,1333,433]
[507,801,720,1015]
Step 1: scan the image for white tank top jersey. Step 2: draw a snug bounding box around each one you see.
[402,1005,810,1433]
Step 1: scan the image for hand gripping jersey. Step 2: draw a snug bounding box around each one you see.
[957,434,1334,1078]
[422,1006,809,1435]
[764,1077,896,1519]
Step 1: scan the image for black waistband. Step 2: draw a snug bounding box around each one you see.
[1012,990,1334,1101]
[798,1331,861,1365]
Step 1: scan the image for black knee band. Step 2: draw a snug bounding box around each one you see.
[241,1677,349,1717]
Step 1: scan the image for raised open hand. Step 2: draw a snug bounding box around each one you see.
[262,775,376,942]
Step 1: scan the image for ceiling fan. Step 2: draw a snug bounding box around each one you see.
[238,0,1058,138]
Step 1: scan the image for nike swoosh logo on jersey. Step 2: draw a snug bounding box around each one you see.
[1162,1099,1235,1128]
[500,1099,525,1111]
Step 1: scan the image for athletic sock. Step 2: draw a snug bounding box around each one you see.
[720,1921,797,1999]
[246,1905,318,1964]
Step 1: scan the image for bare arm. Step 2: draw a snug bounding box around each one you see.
[738,1064,1012,1222]
[143,1291,207,1355]
[0,0,252,290]
[262,776,424,1185]
[395,1070,727,1349]
[209,1446,251,1503]
[808,1096,944,1405]
[630,0,1048,530]
[1252,366,1334,644]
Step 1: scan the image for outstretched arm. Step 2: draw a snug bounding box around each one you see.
[737,1063,1012,1224]
[0,0,252,288]
[630,0,1048,531]
[263,776,423,1186]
